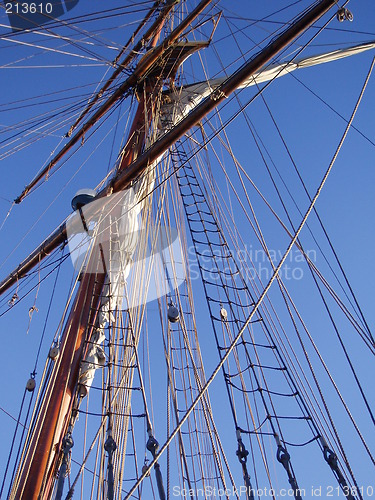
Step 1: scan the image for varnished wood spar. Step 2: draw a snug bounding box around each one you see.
[0,0,339,298]
[70,0,176,132]
[0,223,67,296]
[110,0,340,195]
[0,0,214,296]
[14,0,215,205]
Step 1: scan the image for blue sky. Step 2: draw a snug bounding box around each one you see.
[0,1,374,498]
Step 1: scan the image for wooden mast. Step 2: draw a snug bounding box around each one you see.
[0,0,340,297]
[14,0,214,205]
[11,34,162,500]
[11,270,105,500]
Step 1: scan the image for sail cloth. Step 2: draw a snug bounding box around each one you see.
[160,41,375,127]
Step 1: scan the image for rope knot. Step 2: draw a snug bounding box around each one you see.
[236,439,249,464]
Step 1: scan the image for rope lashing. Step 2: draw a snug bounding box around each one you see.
[8,292,19,308]
[236,429,255,500]
[55,431,74,500]
[275,434,302,500]
[147,434,166,500]
[104,435,117,500]
[320,436,355,500]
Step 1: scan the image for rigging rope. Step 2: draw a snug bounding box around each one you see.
[176,151,309,496]
[125,37,368,494]
[256,75,374,345]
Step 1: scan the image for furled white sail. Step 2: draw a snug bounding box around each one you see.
[160,41,375,127]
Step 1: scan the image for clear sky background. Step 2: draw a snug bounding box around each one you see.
[0,1,374,498]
